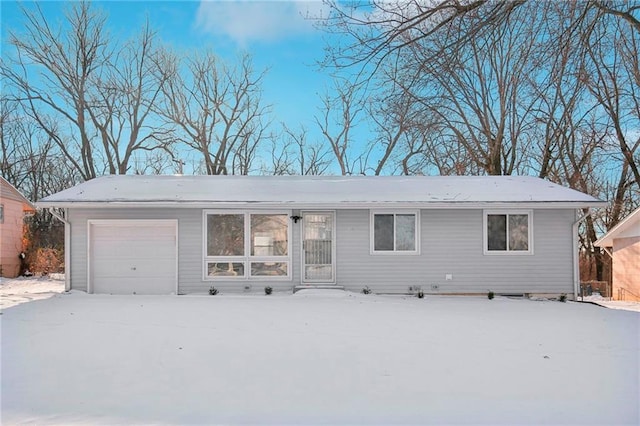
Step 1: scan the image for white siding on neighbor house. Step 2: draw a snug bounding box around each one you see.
[335,209,575,294]
[68,208,300,294]
[68,207,575,295]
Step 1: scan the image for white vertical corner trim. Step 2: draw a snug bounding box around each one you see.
[64,208,71,292]
[87,219,179,295]
[483,209,534,255]
[573,209,591,300]
[47,208,71,291]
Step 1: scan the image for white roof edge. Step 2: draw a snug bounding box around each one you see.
[37,175,605,206]
[594,206,640,247]
[37,200,608,210]
[1,176,36,210]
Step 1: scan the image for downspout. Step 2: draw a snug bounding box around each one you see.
[572,209,591,301]
[48,208,71,292]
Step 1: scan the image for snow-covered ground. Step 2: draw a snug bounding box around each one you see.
[0,274,65,309]
[582,293,640,312]
[1,280,639,425]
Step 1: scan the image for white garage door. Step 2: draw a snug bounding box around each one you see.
[89,220,177,295]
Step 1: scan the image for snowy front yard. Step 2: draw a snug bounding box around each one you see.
[1,282,639,425]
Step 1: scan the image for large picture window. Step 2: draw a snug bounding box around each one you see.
[205,211,291,280]
[371,211,419,254]
[484,210,532,254]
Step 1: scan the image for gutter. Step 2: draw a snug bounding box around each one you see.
[47,208,71,292]
[36,200,609,210]
[572,209,592,301]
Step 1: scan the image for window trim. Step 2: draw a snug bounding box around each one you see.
[483,210,534,255]
[369,210,420,255]
[203,210,292,281]
[0,204,3,224]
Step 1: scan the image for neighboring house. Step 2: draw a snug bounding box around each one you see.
[594,207,640,301]
[0,177,35,278]
[37,175,605,298]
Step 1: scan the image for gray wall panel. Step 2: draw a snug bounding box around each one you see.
[336,209,574,294]
[68,207,575,295]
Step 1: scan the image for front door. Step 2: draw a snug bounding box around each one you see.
[302,212,335,283]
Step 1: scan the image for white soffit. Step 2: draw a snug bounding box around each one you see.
[594,206,640,247]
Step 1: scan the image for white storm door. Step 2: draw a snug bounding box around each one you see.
[302,212,335,283]
[89,220,177,295]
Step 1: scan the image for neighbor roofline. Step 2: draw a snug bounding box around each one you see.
[594,205,640,247]
[1,176,36,211]
[37,200,608,210]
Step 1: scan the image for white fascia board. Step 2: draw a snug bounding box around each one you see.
[594,205,640,247]
[36,200,608,210]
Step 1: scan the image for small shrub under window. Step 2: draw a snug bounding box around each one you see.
[559,293,567,303]
[265,286,273,295]
[417,290,424,299]
[209,286,219,296]
[362,286,372,295]
[488,291,495,300]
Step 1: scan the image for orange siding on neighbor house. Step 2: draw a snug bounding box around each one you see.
[612,236,640,300]
[0,198,26,277]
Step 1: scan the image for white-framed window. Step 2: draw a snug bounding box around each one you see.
[483,210,533,255]
[370,211,419,254]
[204,211,291,280]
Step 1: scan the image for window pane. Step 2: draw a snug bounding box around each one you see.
[396,214,416,251]
[207,214,244,256]
[207,262,244,277]
[487,214,507,251]
[304,239,332,265]
[374,214,394,251]
[251,214,288,256]
[509,214,529,251]
[251,262,288,277]
[305,265,333,281]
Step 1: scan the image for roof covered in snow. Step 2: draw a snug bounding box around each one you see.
[594,206,640,247]
[37,175,605,209]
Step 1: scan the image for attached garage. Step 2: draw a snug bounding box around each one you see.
[88,220,178,294]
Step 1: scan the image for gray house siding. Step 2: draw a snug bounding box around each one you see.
[68,207,575,295]
[335,209,574,294]
[68,208,300,294]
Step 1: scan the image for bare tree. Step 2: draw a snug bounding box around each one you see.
[321,0,638,184]
[157,52,270,175]
[321,0,526,73]
[583,14,640,188]
[322,0,639,74]
[366,79,416,175]
[87,21,175,175]
[1,98,77,200]
[288,124,332,175]
[372,2,541,176]
[315,78,366,175]
[1,1,172,180]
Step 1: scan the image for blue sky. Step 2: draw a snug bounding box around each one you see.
[1,0,343,149]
